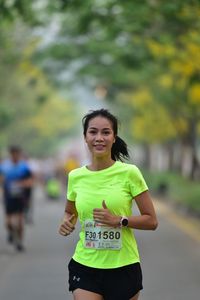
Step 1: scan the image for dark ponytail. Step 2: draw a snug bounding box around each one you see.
[111,136,129,162]
[82,108,130,162]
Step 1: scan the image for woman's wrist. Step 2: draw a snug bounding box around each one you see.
[112,216,121,227]
[63,212,71,221]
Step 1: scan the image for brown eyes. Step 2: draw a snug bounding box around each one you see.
[88,130,96,134]
[88,131,111,135]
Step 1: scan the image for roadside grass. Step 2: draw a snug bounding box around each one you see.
[142,169,200,217]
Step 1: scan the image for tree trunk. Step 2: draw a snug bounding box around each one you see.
[142,143,151,170]
[181,118,200,180]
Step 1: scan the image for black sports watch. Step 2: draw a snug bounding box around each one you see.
[119,216,129,227]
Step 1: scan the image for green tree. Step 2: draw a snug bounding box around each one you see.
[0,21,78,156]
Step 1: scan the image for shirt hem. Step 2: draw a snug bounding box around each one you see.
[72,255,140,269]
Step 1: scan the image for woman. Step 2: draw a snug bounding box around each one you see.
[59,109,158,300]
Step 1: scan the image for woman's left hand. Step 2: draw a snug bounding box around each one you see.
[93,200,120,227]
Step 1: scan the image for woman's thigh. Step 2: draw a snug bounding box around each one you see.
[73,288,140,300]
[130,291,140,300]
[73,288,103,300]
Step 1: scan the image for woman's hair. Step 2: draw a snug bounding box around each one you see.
[82,108,130,161]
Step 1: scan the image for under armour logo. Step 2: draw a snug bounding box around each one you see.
[73,275,80,282]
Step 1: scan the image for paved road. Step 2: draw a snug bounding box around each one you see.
[0,186,199,300]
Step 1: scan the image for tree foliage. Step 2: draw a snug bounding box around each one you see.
[0,0,37,24]
[1,0,200,176]
[0,18,78,157]
[33,0,200,177]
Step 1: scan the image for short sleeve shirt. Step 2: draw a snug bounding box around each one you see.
[67,161,148,269]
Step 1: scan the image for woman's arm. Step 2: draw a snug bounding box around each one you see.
[93,191,158,230]
[58,200,78,236]
[128,190,158,230]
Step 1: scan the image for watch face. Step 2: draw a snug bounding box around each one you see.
[122,218,128,226]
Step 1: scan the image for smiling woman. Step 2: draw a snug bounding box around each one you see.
[84,116,116,163]
[58,108,158,300]
[82,109,130,164]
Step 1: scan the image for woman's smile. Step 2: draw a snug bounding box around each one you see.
[85,116,115,158]
[94,144,105,150]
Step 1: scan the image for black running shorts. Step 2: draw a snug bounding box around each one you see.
[4,196,25,215]
[68,259,143,300]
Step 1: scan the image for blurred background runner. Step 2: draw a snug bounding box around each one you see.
[45,176,62,200]
[0,145,34,252]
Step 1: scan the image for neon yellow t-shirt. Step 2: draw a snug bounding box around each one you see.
[67,161,148,269]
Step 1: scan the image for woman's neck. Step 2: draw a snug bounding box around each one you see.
[88,158,115,171]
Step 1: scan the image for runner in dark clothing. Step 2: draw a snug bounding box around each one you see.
[0,145,34,251]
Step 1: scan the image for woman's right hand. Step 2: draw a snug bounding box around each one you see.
[59,214,76,236]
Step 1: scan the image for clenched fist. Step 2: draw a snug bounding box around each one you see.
[59,214,76,236]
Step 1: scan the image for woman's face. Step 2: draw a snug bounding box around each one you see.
[85,116,116,159]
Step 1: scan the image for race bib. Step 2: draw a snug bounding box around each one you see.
[9,182,23,197]
[84,220,122,250]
